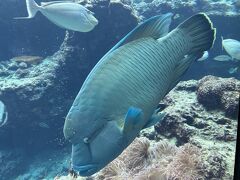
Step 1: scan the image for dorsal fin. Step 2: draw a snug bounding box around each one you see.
[106,13,173,55]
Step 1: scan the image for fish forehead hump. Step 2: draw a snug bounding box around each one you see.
[64,102,107,143]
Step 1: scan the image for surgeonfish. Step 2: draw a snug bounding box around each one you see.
[197,51,209,61]
[63,13,216,176]
[213,55,232,62]
[222,37,240,61]
[0,101,8,127]
[14,0,98,32]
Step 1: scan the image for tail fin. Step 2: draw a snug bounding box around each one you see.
[177,13,216,54]
[221,36,224,51]
[14,0,40,19]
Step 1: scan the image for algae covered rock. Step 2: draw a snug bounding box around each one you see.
[11,56,44,65]
[196,75,240,117]
[0,149,26,180]
[201,151,228,179]
[132,0,240,18]
[221,91,239,118]
[153,76,238,179]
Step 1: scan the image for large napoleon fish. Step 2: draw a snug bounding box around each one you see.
[15,0,98,32]
[64,13,216,176]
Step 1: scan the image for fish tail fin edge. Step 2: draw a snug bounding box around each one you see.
[177,13,216,54]
[14,0,40,19]
[221,36,224,51]
[25,0,40,18]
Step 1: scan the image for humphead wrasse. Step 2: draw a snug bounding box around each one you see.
[64,13,216,176]
[15,0,98,32]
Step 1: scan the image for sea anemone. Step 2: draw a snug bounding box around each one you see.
[162,143,204,180]
[149,140,177,160]
[96,158,129,180]
[122,137,151,172]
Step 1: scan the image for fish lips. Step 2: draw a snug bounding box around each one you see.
[72,163,99,176]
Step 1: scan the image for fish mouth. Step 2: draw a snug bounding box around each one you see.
[72,163,98,176]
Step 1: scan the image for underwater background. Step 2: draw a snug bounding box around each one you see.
[0,0,239,179]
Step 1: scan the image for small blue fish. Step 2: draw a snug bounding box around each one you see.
[64,13,216,176]
[15,0,98,32]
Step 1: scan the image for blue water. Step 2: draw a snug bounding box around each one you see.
[0,0,239,179]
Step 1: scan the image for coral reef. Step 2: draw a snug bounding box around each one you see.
[201,151,227,179]
[196,75,240,118]
[11,55,44,65]
[0,35,73,150]
[154,77,238,179]
[0,148,26,180]
[221,91,239,118]
[54,174,86,180]
[132,0,240,18]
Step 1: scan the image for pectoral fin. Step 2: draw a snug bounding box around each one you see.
[143,110,166,129]
[123,107,144,134]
